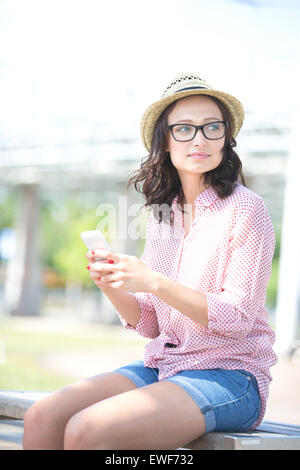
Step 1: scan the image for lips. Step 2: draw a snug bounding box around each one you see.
[188,152,210,159]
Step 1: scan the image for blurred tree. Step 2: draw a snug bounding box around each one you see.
[266,225,281,309]
[40,195,101,288]
[0,188,16,229]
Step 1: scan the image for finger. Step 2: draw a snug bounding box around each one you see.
[86,256,110,266]
[97,276,123,289]
[100,271,122,283]
[94,276,108,287]
[95,275,121,286]
[85,248,112,263]
[109,280,124,289]
[89,270,112,280]
[86,260,111,272]
[86,252,93,262]
[90,261,119,273]
[86,252,105,263]
[86,249,112,261]
[98,251,124,263]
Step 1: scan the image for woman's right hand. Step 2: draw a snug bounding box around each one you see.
[85,249,115,290]
[85,248,142,328]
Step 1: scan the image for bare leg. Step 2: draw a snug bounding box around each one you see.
[23,372,137,450]
[64,381,206,450]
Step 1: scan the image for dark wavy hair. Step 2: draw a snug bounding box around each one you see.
[127,96,247,223]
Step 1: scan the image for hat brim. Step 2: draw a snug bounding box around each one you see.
[140,89,244,152]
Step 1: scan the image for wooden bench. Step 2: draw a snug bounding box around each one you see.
[1,391,300,450]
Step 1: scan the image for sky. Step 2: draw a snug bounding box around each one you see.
[0,0,299,147]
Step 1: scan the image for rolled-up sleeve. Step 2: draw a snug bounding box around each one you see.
[206,198,276,339]
[118,211,160,339]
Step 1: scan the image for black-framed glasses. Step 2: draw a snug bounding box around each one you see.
[168,121,226,141]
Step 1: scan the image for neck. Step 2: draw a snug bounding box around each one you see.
[179,175,210,208]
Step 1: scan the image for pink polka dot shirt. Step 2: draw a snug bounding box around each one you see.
[118,183,277,427]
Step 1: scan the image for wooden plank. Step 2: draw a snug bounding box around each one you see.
[1,391,300,450]
[186,430,300,450]
[256,420,300,436]
[0,418,24,450]
[184,432,235,450]
[229,434,300,450]
[0,391,50,419]
[184,421,300,450]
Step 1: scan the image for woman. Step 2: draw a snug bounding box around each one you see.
[23,73,277,450]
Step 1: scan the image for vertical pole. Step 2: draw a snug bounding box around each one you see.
[274,114,300,355]
[3,183,42,316]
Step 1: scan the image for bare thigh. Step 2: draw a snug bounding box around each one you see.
[64,381,206,450]
[23,371,137,450]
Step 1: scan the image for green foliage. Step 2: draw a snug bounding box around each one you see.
[266,225,281,309]
[266,257,279,309]
[0,188,16,230]
[40,195,101,287]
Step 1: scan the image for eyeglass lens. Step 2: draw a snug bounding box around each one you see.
[171,122,225,141]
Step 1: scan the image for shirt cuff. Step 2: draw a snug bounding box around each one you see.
[206,292,250,339]
[118,292,160,339]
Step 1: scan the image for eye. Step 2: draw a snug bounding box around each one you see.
[176,125,192,133]
[207,122,221,131]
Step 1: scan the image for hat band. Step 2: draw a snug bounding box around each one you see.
[174,85,209,93]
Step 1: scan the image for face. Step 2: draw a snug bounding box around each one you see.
[167,95,225,182]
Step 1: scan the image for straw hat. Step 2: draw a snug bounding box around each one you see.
[140,73,245,152]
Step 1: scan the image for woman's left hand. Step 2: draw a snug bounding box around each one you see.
[88,249,159,292]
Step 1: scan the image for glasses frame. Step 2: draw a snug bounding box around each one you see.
[168,121,227,142]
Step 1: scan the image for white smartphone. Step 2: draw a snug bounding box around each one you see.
[80,230,112,261]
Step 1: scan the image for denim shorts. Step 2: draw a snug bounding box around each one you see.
[114,360,261,433]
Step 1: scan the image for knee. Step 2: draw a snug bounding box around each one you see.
[64,412,116,450]
[64,413,90,450]
[23,401,49,450]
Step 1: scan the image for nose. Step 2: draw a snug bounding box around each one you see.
[192,128,207,146]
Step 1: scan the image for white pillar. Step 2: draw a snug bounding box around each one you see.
[274,111,300,355]
[3,183,42,316]
[274,36,300,355]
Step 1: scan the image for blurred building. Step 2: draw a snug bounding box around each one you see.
[237,112,291,227]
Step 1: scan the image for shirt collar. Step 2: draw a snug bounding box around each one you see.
[172,185,219,213]
[193,185,219,208]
